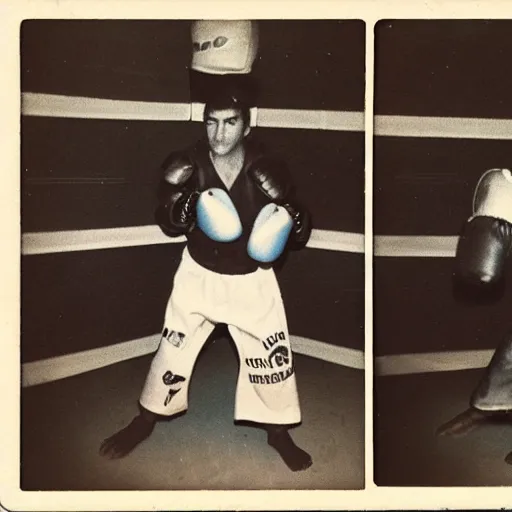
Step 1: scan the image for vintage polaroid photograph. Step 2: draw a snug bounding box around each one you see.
[374,19,512,487]
[19,19,365,492]
[5,1,512,510]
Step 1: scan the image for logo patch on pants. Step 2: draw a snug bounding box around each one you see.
[162,328,186,348]
[246,346,293,385]
[245,346,290,370]
[162,370,186,406]
[268,346,290,368]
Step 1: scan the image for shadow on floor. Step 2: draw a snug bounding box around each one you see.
[375,369,512,486]
[22,335,364,490]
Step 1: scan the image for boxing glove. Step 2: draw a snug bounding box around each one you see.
[456,169,512,287]
[196,188,242,242]
[248,157,312,250]
[155,152,200,237]
[247,203,293,263]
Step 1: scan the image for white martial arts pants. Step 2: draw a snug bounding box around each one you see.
[139,247,301,425]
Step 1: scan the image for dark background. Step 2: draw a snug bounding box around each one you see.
[375,19,512,119]
[21,20,365,363]
[374,19,512,487]
[374,20,512,356]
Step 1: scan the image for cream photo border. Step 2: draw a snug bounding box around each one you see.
[2,1,512,510]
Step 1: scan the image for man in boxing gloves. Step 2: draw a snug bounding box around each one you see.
[99,91,313,472]
[437,168,512,462]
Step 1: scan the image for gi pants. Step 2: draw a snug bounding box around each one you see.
[139,247,301,425]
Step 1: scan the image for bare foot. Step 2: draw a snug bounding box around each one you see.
[267,426,313,472]
[436,408,494,437]
[100,415,155,459]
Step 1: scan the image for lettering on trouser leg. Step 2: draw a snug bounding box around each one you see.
[248,364,295,385]
[262,331,286,351]
[245,357,273,369]
[162,371,186,406]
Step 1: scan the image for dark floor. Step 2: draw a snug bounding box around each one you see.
[21,337,364,490]
[375,369,512,486]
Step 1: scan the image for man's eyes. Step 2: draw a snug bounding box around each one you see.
[206,118,239,125]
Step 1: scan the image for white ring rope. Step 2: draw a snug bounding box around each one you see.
[374,114,512,140]
[22,93,192,122]
[374,235,457,258]
[22,227,462,258]
[22,93,364,132]
[21,227,365,255]
[22,93,512,139]
[375,350,494,376]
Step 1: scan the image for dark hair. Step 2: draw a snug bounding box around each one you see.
[203,94,251,128]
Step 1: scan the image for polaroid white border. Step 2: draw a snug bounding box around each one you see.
[4,1,512,511]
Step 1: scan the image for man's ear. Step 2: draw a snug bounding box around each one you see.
[244,125,251,138]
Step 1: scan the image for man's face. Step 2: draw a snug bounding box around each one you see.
[205,108,250,157]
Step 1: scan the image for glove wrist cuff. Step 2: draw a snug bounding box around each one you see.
[176,190,200,227]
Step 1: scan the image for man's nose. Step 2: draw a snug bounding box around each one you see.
[215,123,225,141]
